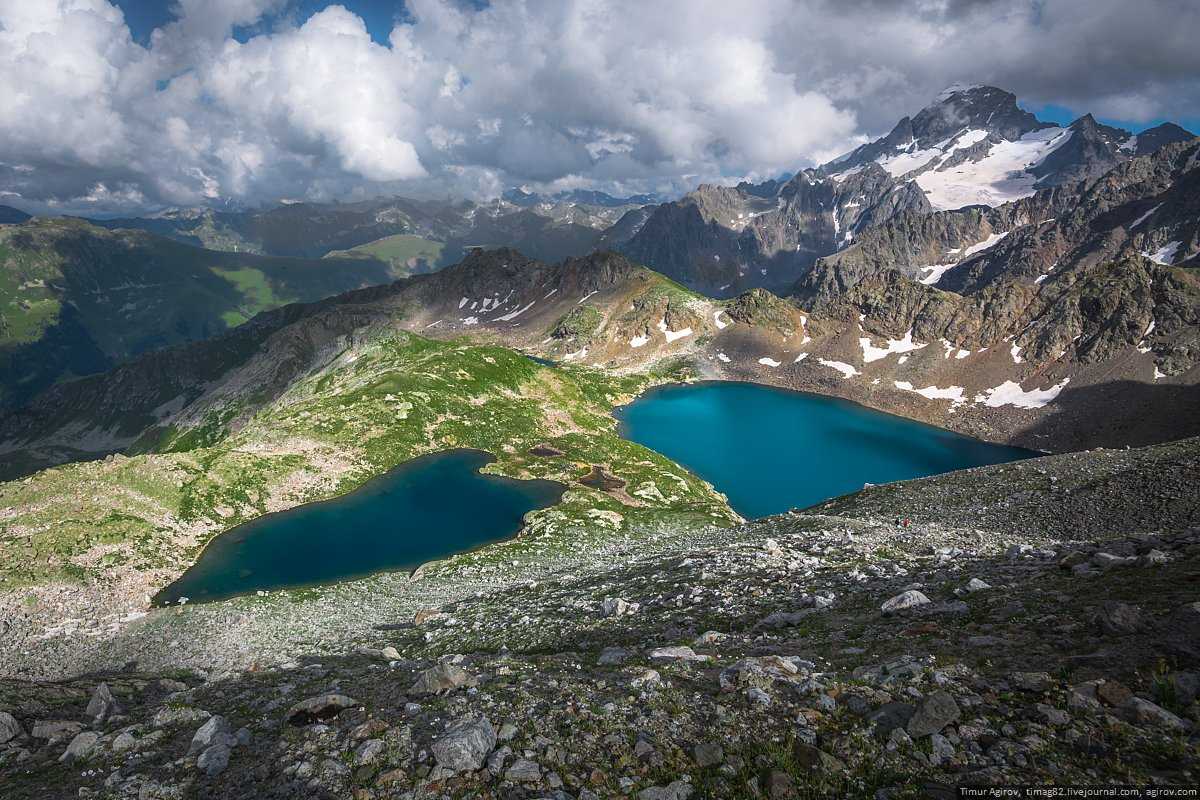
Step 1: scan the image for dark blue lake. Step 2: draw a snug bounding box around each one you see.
[616,381,1033,519]
[154,449,564,605]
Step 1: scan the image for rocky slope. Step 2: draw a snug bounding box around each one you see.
[825,85,1194,209]
[619,164,929,296]
[3,224,1198,478]
[1,436,1197,798]
[620,85,1194,298]
[0,217,394,410]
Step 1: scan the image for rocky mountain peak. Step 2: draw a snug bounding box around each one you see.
[911,84,1049,144]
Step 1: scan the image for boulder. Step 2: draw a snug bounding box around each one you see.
[197,743,231,777]
[189,715,235,757]
[86,682,123,723]
[1164,602,1200,659]
[0,711,22,744]
[505,757,542,782]
[648,646,710,662]
[58,731,100,763]
[1124,697,1189,730]
[408,662,478,696]
[881,590,930,616]
[601,597,639,618]
[906,691,960,737]
[638,781,694,800]
[284,694,360,726]
[1095,601,1146,635]
[431,715,496,772]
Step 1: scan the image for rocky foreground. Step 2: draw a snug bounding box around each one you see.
[2,437,1199,798]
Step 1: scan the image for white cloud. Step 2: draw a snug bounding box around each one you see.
[0,0,1196,214]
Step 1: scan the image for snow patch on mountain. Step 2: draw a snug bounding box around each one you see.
[860,330,927,363]
[915,128,1072,210]
[976,379,1069,409]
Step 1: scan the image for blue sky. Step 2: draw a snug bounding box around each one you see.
[116,0,410,46]
[1029,103,1198,135]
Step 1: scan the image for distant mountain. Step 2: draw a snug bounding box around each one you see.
[0,205,30,224]
[502,187,662,207]
[86,194,629,268]
[619,85,1195,297]
[619,163,930,296]
[824,85,1194,210]
[0,217,393,409]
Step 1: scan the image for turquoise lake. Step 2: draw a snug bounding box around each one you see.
[615,381,1033,519]
[154,449,565,605]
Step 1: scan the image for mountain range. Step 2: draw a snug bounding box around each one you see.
[2,84,1200,796]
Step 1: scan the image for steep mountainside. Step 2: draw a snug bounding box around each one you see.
[620,165,929,296]
[825,85,1194,209]
[3,230,1197,481]
[0,217,394,410]
[621,86,1194,298]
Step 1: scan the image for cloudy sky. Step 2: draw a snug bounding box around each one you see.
[2,0,1198,215]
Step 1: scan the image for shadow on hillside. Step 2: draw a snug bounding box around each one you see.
[1014,378,1200,452]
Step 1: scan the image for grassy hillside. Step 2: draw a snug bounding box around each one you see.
[0,332,735,594]
[323,233,446,277]
[0,218,393,407]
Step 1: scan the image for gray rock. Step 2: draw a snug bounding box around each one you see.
[1092,552,1136,570]
[59,731,100,763]
[929,733,955,766]
[431,715,496,772]
[112,732,137,753]
[408,662,478,696]
[380,646,402,660]
[1167,672,1199,706]
[601,597,639,617]
[284,694,360,726]
[356,738,386,765]
[793,742,845,772]
[1095,601,1146,635]
[1124,697,1188,730]
[964,578,991,593]
[906,691,960,737]
[1164,602,1200,658]
[1011,672,1052,692]
[505,757,542,782]
[32,720,83,741]
[648,645,710,662]
[189,715,235,757]
[197,743,231,776]
[598,646,633,665]
[86,682,123,723]
[881,590,930,616]
[638,780,694,800]
[0,711,22,744]
[1035,703,1070,727]
[693,741,724,767]
[867,702,915,738]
